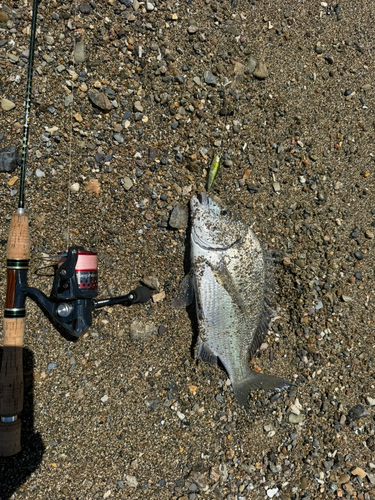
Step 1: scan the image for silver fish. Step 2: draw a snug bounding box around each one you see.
[188,193,291,407]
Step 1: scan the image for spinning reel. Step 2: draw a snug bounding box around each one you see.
[18,246,151,338]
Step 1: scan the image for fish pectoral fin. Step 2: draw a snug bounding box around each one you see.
[171,272,194,308]
[209,260,248,315]
[196,342,218,367]
[233,372,292,408]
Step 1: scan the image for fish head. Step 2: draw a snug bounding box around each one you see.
[190,193,243,250]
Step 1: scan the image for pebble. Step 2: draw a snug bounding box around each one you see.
[338,473,350,484]
[141,275,159,290]
[203,71,216,86]
[352,467,366,479]
[113,133,124,143]
[267,487,279,498]
[70,183,80,193]
[64,94,74,107]
[122,176,133,191]
[288,413,305,423]
[85,179,101,196]
[1,98,15,111]
[125,475,138,488]
[129,320,157,341]
[366,397,375,406]
[169,204,188,229]
[0,146,18,173]
[80,2,91,14]
[74,41,86,63]
[35,169,45,178]
[0,10,9,23]
[347,404,369,421]
[354,250,364,261]
[47,362,57,371]
[88,91,112,112]
[152,291,166,303]
[253,62,269,79]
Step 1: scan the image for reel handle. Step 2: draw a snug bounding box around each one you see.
[0,211,30,456]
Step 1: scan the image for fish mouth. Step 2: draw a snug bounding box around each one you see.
[198,192,209,207]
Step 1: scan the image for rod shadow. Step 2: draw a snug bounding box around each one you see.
[0,347,45,500]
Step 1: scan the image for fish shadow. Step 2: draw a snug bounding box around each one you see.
[181,213,199,358]
[0,348,45,500]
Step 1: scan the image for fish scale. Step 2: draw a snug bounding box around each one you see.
[189,193,291,408]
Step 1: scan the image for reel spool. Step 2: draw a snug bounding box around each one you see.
[58,250,98,294]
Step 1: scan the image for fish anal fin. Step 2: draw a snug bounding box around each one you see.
[233,372,292,408]
[196,342,218,367]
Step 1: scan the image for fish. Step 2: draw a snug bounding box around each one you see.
[207,153,221,191]
[182,193,291,408]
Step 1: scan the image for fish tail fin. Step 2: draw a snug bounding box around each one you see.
[233,372,292,408]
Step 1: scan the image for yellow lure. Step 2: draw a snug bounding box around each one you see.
[207,154,221,190]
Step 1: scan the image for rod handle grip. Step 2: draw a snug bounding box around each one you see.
[0,211,29,456]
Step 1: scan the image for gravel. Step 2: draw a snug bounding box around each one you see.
[1,0,375,499]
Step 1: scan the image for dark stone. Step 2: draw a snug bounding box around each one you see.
[80,2,91,14]
[0,146,19,173]
[95,153,105,163]
[354,250,364,261]
[347,404,369,422]
[88,90,112,112]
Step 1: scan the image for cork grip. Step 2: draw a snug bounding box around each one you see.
[0,211,30,456]
[7,211,30,260]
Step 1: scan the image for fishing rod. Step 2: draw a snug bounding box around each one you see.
[0,0,150,457]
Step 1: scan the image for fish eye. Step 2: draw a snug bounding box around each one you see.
[221,209,227,216]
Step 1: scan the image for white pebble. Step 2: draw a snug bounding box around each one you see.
[70,182,80,192]
[101,395,108,403]
[267,487,279,498]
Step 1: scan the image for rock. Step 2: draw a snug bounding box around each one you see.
[267,488,279,498]
[152,291,166,303]
[253,62,269,79]
[366,396,375,406]
[88,91,112,112]
[113,133,124,143]
[70,183,80,193]
[300,477,308,489]
[347,404,370,422]
[0,146,18,173]
[141,275,159,290]
[145,397,159,410]
[122,176,133,191]
[352,467,366,479]
[1,98,15,111]
[129,320,157,341]
[85,178,101,196]
[0,10,9,23]
[169,204,188,229]
[35,169,45,178]
[289,413,305,423]
[245,57,257,74]
[338,473,350,484]
[125,475,138,488]
[64,94,74,107]
[74,41,86,63]
[203,71,216,86]
[80,2,91,14]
